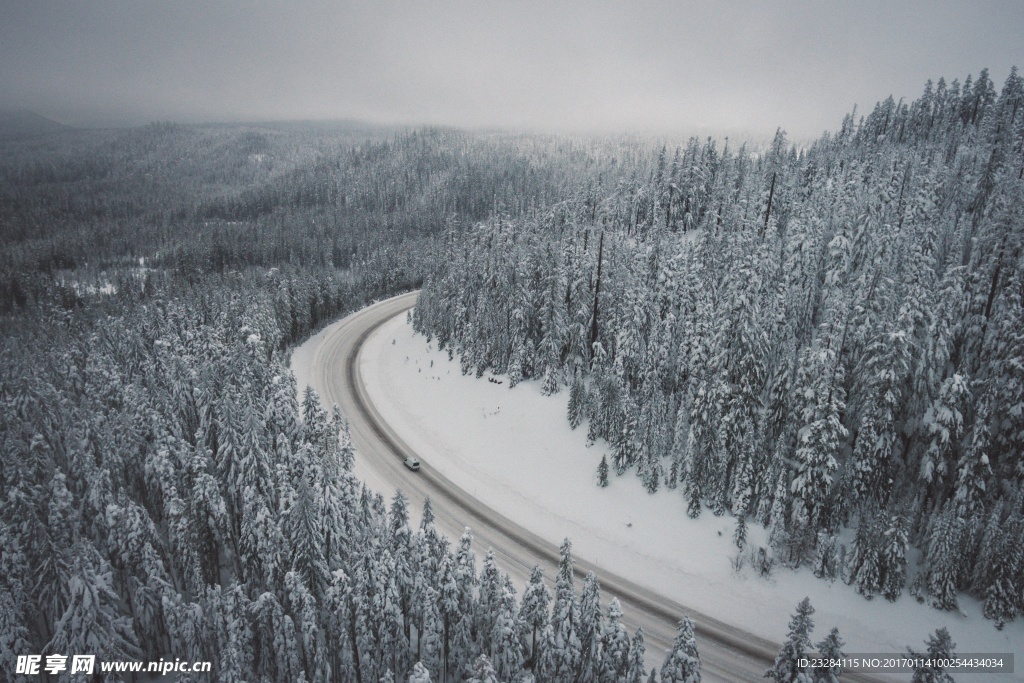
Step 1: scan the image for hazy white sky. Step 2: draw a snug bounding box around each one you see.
[1,1,1021,138]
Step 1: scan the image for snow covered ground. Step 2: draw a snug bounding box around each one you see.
[351,311,1022,682]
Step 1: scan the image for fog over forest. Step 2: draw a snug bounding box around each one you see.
[1,3,1023,683]
[1,2,1022,136]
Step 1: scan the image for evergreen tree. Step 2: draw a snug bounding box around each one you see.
[625,627,647,683]
[916,505,962,611]
[765,597,814,682]
[812,533,838,581]
[907,628,957,683]
[733,515,748,550]
[45,542,140,665]
[438,554,461,681]
[982,521,1020,628]
[848,515,882,599]
[519,566,552,670]
[577,572,604,682]
[535,624,559,682]
[336,407,356,472]
[768,470,789,548]
[9,68,1024,683]
[812,627,844,683]
[568,372,586,429]
[550,539,581,680]
[599,599,630,683]
[490,577,524,681]
[659,617,700,683]
[477,551,503,654]
[0,523,34,680]
[408,661,433,683]
[466,654,501,683]
[791,343,846,532]
[919,374,969,499]
[879,514,909,601]
[597,455,610,488]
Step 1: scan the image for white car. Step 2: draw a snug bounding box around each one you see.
[403,457,421,471]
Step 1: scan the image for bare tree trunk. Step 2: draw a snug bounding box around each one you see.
[762,171,777,238]
[589,232,604,360]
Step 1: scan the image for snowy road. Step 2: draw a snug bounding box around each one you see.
[301,291,886,682]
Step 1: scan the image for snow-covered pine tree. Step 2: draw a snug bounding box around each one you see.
[587,370,620,447]
[568,370,586,429]
[408,661,433,683]
[0,524,31,679]
[711,253,769,516]
[437,553,461,680]
[599,598,630,683]
[791,341,846,535]
[812,627,845,683]
[336,406,356,472]
[550,539,581,680]
[577,572,604,682]
[879,514,909,601]
[519,566,551,670]
[953,399,994,517]
[733,515,748,550]
[535,624,558,682]
[907,628,957,683]
[205,583,254,682]
[418,585,444,674]
[253,591,304,682]
[659,616,700,683]
[476,550,503,654]
[466,653,501,683]
[285,570,331,681]
[919,374,969,502]
[765,597,814,682]
[682,377,716,520]
[508,337,525,388]
[282,444,331,596]
[846,331,909,512]
[812,532,838,581]
[45,541,140,667]
[389,492,416,649]
[982,517,1021,628]
[597,455,609,488]
[612,392,641,476]
[767,469,789,548]
[969,502,1005,595]
[490,576,524,681]
[916,504,963,611]
[625,627,647,683]
[848,514,882,598]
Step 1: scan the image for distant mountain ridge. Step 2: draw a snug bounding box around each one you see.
[0,109,70,138]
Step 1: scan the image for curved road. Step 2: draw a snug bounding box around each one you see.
[307,291,882,682]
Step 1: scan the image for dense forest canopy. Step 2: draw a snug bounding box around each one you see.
[2,66,1019,682]
[0,123,626,311]
[414,68,1024,626]
[0,120,716,681]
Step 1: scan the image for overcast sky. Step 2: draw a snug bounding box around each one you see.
[1,1,1021,138]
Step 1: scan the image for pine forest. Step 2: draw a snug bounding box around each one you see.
[414,69,1024,627]
[2,67,1022,682]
